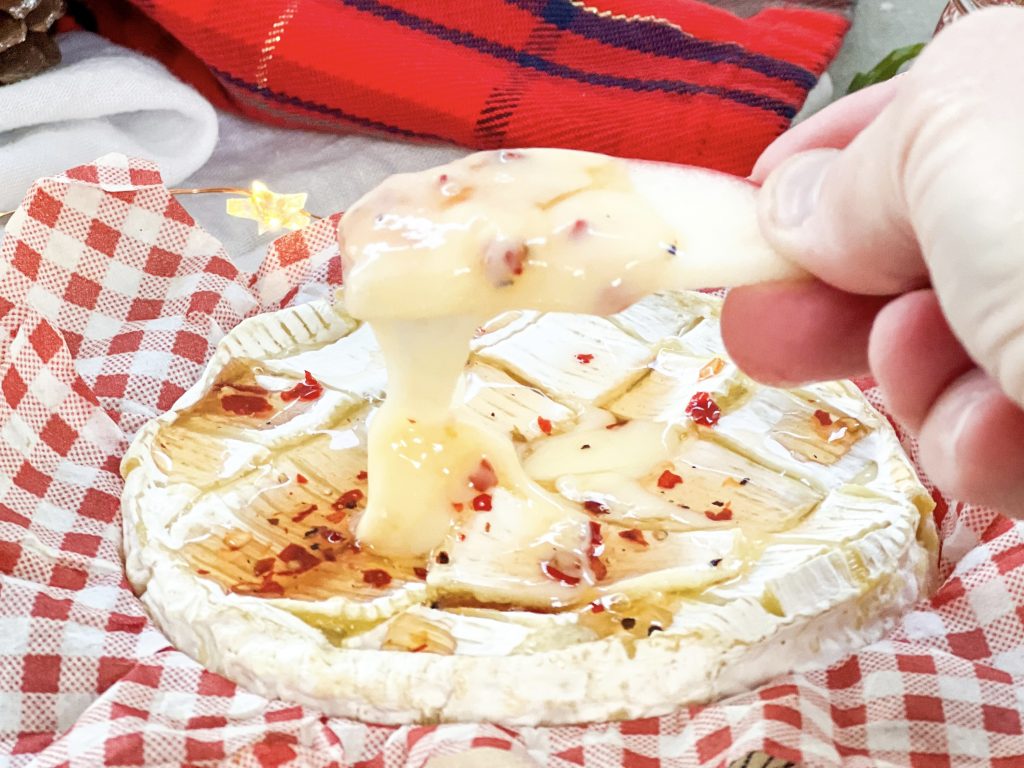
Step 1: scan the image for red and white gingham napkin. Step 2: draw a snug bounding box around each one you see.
[1,156,1023,768]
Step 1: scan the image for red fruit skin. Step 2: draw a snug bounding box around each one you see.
[469,459,498,492]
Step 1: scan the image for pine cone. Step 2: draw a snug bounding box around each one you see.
[0,0,64,86]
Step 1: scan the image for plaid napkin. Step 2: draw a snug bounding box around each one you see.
[2,156,1024,767]
[72,0,850,176]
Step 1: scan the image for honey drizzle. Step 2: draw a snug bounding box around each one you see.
[159,362,422,602]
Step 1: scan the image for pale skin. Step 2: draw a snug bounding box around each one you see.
[721,8,1024,516]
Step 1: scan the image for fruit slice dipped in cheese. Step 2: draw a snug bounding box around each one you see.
[122,150,936,726]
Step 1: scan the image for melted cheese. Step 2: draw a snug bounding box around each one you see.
[339,149,774,558]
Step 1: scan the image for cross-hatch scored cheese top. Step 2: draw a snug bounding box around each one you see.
[143,290,932,631]
[121,148,936,724]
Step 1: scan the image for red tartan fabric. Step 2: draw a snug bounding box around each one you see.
[3,156,1024,767]
[79,0,850,176]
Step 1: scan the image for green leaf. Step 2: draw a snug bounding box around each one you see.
[848,43,926,94]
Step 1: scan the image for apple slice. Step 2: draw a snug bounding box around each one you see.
[626,159,805,289]
[338,148,802,323]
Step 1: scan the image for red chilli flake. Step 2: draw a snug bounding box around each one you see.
[451,502,464,512]
[295,473,308,485]
[196,569,210,576]
[657,469,683,489]
[541,561,581,586]
[277,544,319,574]
[570,219,589,238]
[472,493,493,512]
[291,504,317,524]
[332,489,364,511]
[588,521,605,556]
[221,394,272,417]
[583,500,610,516]
[356,470,368,481]
[537,416,553,435]
[469,459,498,492]
[259,580,285,596]
[253,557,276,576]
[362,569,392,588]
[618,528,649,547]
[281,370,323,402]
[323,529,344,544]
[686,391,722,427]
[704,506,734,523]
[813,409,833,426]
[413,567,428,580]
[588,521,608,581]
[575,353,594,364]
[590,601,606,614]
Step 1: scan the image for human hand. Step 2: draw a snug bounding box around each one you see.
[720,8,1024,514]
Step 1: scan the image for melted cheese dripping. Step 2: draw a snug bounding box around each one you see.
[340,149,738,557]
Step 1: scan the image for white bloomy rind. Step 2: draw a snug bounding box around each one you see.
[122,292,936,726]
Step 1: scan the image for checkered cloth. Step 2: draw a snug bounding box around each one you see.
[72,0,851,176]
[2,156,1024,767]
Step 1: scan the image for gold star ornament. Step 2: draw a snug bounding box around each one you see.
[3,181,324,233]
[225,181,313,234]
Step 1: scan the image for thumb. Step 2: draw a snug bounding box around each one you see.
[758,8,1024,405]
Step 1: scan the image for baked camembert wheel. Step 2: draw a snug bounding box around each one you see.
[122,150,936,725]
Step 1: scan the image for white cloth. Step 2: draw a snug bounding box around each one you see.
[0,31,218,211]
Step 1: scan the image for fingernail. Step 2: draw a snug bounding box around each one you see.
[764,149,839,230]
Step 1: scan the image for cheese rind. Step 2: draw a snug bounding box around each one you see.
[122,292,937,725]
